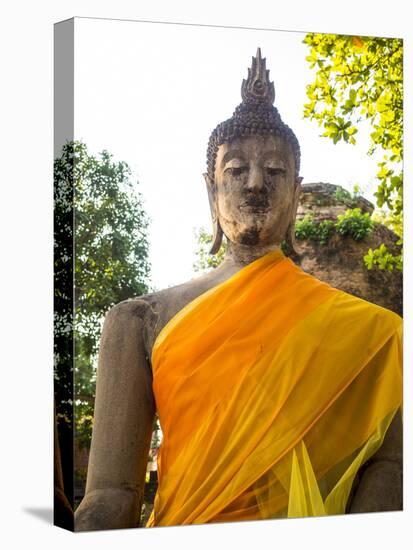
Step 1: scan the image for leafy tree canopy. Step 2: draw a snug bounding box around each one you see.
[303,33,403,271]
[54,141,151,446]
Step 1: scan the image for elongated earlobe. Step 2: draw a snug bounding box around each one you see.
[203,173,224,255]
[284,220,297,257]
[210,218,224,255]
[284,177,302,256]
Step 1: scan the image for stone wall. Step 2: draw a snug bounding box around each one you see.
[294,183,402,316]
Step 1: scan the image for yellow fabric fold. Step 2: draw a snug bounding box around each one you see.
[288,441,326,518]
[146,250,402,527]
[286,410,397,518]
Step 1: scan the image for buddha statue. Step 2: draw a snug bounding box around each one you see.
[74,49,402,531]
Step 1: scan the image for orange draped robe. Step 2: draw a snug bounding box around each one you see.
[146,249,402,526]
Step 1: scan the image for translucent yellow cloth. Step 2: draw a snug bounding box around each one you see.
[146,249,402,526]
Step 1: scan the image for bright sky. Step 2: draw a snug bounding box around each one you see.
[74,18,382,290]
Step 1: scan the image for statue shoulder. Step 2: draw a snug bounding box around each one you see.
[140,278,213,349]
[108,276,213,362]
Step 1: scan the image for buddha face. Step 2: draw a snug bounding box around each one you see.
[210,134,300,247]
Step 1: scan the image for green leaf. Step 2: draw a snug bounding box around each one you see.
[303,32,403,272]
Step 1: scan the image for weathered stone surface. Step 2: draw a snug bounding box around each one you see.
[296,181,374,221]
[294,183,402,316]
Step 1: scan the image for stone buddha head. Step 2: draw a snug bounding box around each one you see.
[204,48,302,255]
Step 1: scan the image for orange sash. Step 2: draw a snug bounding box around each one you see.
[147,250,402,526]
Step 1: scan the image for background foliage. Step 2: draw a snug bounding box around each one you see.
[54,141,151,451]
[193,228,226,273]
[303,33,403,271]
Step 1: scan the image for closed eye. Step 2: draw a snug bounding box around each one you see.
[225,167,248,176]
[265,167,286,176]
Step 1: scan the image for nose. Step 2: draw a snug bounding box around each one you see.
[246,165,264,191]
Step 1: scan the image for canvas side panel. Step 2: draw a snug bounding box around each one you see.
[54,17,75,532]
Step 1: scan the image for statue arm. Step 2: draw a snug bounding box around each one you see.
[74,300,156,531]
[347,410,403,513]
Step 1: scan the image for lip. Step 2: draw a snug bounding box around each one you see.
[239,204,269,213]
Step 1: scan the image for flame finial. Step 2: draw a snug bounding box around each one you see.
[241,47,275,105]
